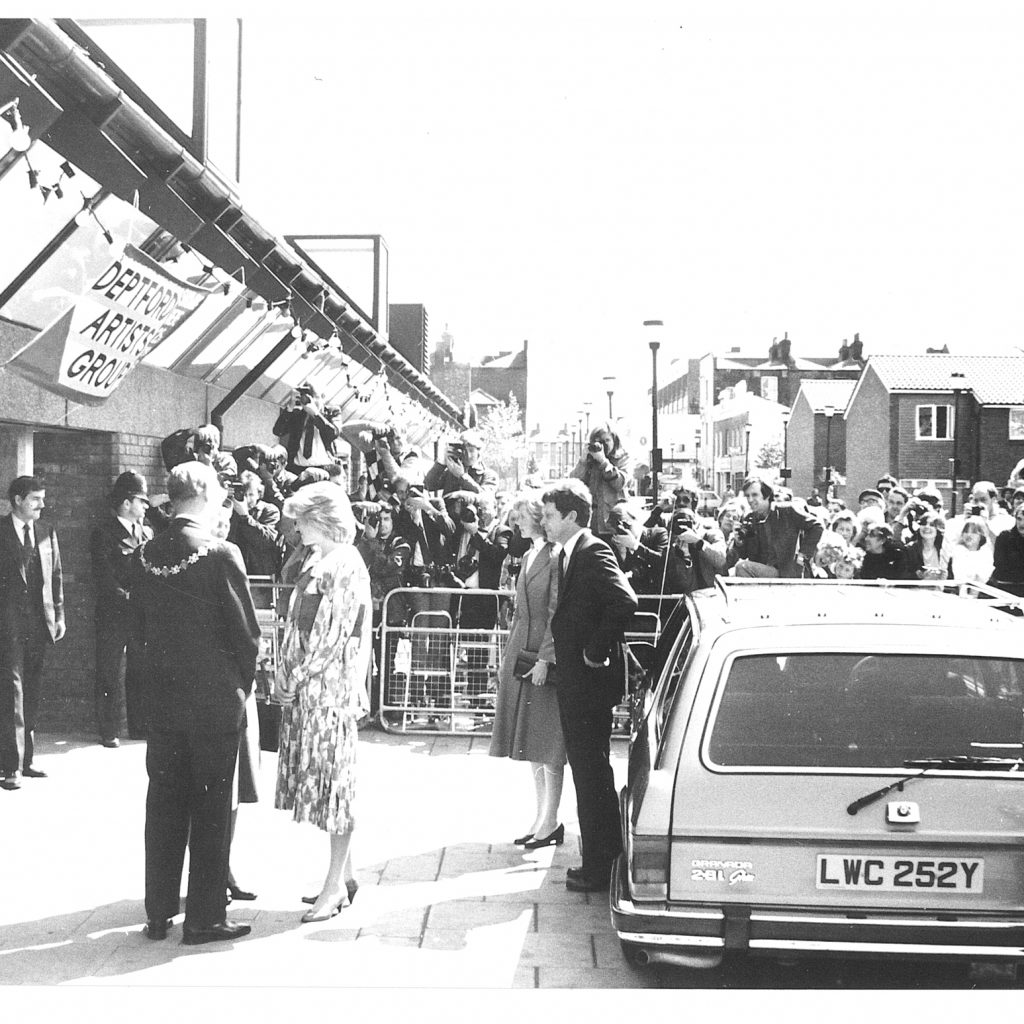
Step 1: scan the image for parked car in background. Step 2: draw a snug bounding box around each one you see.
[613,579,1024,978]
[696,490,721,516]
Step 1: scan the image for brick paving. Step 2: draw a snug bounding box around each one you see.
[0,725,653,990]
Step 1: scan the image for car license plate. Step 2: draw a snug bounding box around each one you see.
[816,855,984,893]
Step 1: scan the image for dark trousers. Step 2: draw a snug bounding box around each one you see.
[556,691,623,879]
[0,612,48,774]
[94,612,146,741]
[452,593,500,697]
[144,728,239,928]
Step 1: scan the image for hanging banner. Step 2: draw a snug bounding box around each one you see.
[5,244,214,404]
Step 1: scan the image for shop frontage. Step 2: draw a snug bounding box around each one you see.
[0,18,462,732]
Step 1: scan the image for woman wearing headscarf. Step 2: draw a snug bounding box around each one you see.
[274,484,372,922]
[570,421,631,539]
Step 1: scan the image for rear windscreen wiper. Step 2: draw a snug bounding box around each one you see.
[847,756,1023,816]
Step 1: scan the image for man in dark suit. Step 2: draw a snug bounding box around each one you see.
[130,461,260,944]
[90,471,153,747]
[541,479,638,892]
[0,475,65,791]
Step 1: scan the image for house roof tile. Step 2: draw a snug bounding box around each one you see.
[868,354,1024,405]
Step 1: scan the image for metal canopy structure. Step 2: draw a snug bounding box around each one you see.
[0,18,461,430]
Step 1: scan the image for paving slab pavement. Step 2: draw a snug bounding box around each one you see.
[0,725,657,991]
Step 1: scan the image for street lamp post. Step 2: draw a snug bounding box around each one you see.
[781,408,791,484]
[823,404,836,499]
[744,423,752,478]
[577,411,584,458]
[645,320,663,500]
[694,430,702,487]
[603,376,615,419]
[570,426,577,466]
[583,401,592,439]
[950,371,965,516]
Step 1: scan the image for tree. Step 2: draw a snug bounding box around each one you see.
[756,440,783,469]
[479,393,525,488]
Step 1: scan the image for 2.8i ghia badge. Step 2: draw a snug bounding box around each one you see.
[691,859,756,885]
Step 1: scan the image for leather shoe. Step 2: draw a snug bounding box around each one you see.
[1,773,20,791]
[101,738,120,748]
[182,920,251,945]
[513,832,534,846]
[21,766,47,778]
[523,824,564,850]
[566,869,611,893]
[227,884,257,902]
[566,866,586,881]
[145,918,173,940]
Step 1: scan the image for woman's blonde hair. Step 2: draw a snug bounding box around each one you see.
[283,482,357,544]
[511,495,544,535]
[959,515,989,547]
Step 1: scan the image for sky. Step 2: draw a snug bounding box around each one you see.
[230,1,1024,432]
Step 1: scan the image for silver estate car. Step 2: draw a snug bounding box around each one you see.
[612,579,1024,975]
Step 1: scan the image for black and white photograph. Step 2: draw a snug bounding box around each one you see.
[2,2,1024,1013]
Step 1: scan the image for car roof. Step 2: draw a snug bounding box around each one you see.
[689,579,1024,633]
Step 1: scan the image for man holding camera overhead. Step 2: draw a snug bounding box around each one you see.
[226,471,283,590]
[272,382,341,475]
[424,429,498,497]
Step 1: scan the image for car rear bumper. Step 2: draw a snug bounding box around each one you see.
[611,857,1024,966]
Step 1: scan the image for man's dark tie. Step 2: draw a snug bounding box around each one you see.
[301,417,315,459]
[558,548,566,589]
[22,522,33,554]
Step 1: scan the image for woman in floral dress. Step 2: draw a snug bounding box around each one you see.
[274,483,371,922]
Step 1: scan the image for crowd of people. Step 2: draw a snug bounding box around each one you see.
[625,473,1024,596]
[3,381,1024,948]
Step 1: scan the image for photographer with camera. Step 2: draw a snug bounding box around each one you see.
[227,472,284,605]
[447,495,509,706]
[606,502,667,594]
[944,480,1014,548]
[357,500,412,714]
[272,382,342,475]
[727,477,823,578]
[424,429,498,497]
[571,422,631,539]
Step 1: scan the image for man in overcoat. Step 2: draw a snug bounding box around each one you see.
[130,461,260,944]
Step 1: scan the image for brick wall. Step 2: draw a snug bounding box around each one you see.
[31,428,170,736]
[33,429,116,736]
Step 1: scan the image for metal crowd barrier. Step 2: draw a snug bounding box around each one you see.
[379,586,511,735]
[248,574,688,741]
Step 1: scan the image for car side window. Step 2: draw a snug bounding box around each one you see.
[655,622,693,740]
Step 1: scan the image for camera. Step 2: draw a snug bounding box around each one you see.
[965,502,986,518]
[459,504,478,525]
[587,441,603,454]
[447,441,466,465]
[437,564,466,589]
[366,511,381,529]
[732,512,759,542]
[230,481,248,501]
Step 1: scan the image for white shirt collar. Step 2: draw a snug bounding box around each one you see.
[116,515,139,534]
[12,514,34,540]
[559,528,585,564]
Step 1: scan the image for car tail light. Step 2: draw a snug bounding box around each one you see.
[630,832,670,900]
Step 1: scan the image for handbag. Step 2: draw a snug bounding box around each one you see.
[513,650,558,684]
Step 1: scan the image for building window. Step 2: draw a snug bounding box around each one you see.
[916,404,954,440]
[1009,407,1024,441]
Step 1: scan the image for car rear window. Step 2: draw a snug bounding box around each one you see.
[707,653,1024,769]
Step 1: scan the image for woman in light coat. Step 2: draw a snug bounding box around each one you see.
[571,422,631,539]
[489,496,566,850]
